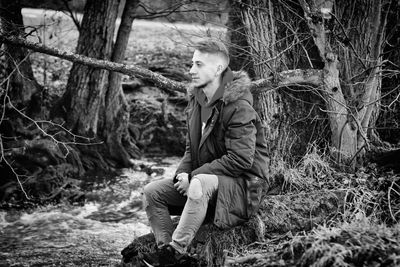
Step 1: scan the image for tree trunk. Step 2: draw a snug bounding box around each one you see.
[59,0,120,136]
[228,0,329,167]
[337,0,387,162]
[377,0,400,144]
[101,0,141,166]
[229,0,284,165]
[0,0,40,106]
[299,0,389,167]
[228,0,389,169]
[226,0,255,77]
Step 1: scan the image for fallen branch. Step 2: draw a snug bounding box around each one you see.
[223,252,265,266]
[0,35,324,93]
[0,34,187,93]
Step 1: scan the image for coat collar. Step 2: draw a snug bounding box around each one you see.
[188,68,253,106]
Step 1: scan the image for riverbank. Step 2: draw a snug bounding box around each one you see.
[0,157,180,266]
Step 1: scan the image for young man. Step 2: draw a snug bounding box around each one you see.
[141,39,269,266]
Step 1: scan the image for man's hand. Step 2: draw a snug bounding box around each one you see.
[174,173,190,195]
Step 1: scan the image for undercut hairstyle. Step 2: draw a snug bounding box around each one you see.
[192,39,230,67]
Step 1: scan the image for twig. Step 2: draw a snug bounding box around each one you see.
[388,179,399,222]
[330,12,367,70]
[5,96,102,157]
[0,78,30,199]
[61,0,81,31]
[0,137,30,199]
[223,252,264,267]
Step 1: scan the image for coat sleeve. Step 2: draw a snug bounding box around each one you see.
[175,99,194,177]
[175,132,192,175]
[191,101,257,177]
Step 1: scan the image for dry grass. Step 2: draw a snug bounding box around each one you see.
[275,143,334,193]
[301,144,333,181]
[286,221,400,267]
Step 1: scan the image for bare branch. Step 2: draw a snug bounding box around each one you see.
[330,12,367,70]
[0,34,188,93]
[0,34,324,95]
[251,69,323,93]
[136,1,226,20]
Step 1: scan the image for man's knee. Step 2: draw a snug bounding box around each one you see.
[188,178,203,200]
[142,182,153,198]
[190,174,218,198]
[143,181,161,204]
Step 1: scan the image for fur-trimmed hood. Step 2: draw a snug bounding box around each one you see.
[188,68,253,106]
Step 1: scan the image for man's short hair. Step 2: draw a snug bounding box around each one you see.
[193,39,230,66]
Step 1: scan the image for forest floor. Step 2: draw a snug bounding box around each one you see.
[2,8,400,267]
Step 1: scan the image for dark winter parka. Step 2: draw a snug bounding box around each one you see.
[175,68,269,229]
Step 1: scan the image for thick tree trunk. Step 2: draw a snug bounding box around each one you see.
[228,0,389,169]
[229,0,285,165]
[300,0,388,167]
[377,0,400,144]
[320,52,358,167]
[59,0,120,136]
[0,0,40,106]
[228,0,329,167]
[101,0,141,166]
[336,0,387,160]
[226,0,255,77]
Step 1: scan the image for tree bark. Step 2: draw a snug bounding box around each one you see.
[228,0,389,169]
[299,0,389,167]
[101,0,141,166]
[337,0,387,159]
[0,0,40,106]
[228,0,329,167]
[377,0,400,144]
[226,0,255,77]
[58,0,120,136]
[229,0,284,165]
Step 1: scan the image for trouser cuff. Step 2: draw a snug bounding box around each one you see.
[169,240,186,254]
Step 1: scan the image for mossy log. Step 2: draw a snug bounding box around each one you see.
[120,189,346,266]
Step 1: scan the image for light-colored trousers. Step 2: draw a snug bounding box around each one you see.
[142,174,218,253]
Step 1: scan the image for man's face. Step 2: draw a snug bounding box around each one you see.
[189,50,219,88]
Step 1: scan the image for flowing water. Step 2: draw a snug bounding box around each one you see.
[0,157,180,266]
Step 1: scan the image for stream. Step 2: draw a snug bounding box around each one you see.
[0,157,180,266]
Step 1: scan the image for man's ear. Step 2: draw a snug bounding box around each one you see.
[215,64,223,76]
